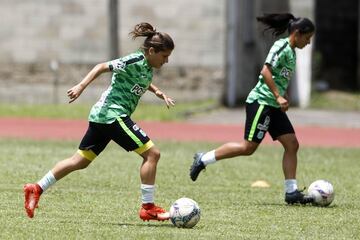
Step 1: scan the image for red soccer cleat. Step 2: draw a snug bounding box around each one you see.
[23,183,43,218]
[139,203,170,221]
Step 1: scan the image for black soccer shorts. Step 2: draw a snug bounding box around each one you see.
[78,116,154,160]
[244,101,295,143]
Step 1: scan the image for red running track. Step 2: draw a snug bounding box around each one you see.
[0,117,359,148]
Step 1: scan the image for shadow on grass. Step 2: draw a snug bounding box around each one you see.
[56,219,175,228]
[112,222,175,228]
[255,202,338,208]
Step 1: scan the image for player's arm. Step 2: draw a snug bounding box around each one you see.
[260,64,288,112]
[67,62,110,103]
[148,83,175,108]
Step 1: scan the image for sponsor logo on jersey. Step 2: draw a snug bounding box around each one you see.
[131,84,146,96]
[280,67,292,80]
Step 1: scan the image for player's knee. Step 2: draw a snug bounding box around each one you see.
[244,147,256,156]
[284,138,299,153]
[145,147,160,162]
[151,148,161,161]
[70,155,91,170]
[77,161,91,170]
[294,139,299,151]
[242,142,258,156]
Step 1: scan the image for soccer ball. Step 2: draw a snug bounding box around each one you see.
[307,180,335,207]
[169,197,201,228]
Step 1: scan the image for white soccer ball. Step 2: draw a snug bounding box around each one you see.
[307,179,335,207]
[170,197,201,228]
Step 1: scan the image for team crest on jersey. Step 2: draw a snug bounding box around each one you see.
[131,84,146,96]
[114,60,126,70]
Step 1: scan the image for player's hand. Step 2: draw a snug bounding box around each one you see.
[276,96,289,112]
[67,84,84,103]
[164,96,175,108]
[155,90,175,108]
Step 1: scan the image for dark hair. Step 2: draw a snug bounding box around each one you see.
[257,13,315,36]
[129,22,175,52]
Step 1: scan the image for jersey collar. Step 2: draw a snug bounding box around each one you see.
[137,49,152,71]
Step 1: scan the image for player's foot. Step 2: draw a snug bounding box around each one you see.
[189,152,206,181]
[139,203,170,221]
[285,189,314,205]
[24,183,43,218]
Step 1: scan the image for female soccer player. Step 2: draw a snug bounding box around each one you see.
[190,13,315,204]
[24,22,175,221]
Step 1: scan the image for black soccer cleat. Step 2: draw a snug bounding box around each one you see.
[189,153,206,181]
[285,189,314,205]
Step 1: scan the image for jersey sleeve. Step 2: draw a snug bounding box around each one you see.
[108,58,126,73]
[264,44,281,68]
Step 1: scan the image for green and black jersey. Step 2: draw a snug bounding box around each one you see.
[89,50,153,124]
[246,38,296,108]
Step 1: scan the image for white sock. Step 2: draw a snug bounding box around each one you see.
[37,171,57,192]
[284,179,298,193]
[201,150,216,166]
[141,184,155,204]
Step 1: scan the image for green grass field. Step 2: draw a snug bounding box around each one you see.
[310,90,360,111]
[1,138,359,239]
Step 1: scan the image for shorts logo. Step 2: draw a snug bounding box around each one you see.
[257,116,270,140]
[139,129,147,137]
[133,124,147,137]
[131,84,146,96]
[257,131,265,139]
[133,124,139,131]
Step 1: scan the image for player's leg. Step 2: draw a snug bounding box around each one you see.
[214,140,259,160]
[277,133,299,195]
[24,122,109,218]
[277,134,312,204]
[51,152,93,180]
[190,141,259,182]
[190,101,266,181]
[277,133,299,180]
[110,116,169,221]
[23,152,93,218]
[269,111,313,204]
[137,146,169,221]
[139,145,159,186]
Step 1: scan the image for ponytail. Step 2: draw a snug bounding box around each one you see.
[130,22,157,39]
[129,22,175,52]
[257,13,315,36]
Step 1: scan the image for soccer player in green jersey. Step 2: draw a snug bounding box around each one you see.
[24,23,175,221]
[190,13,315,204]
